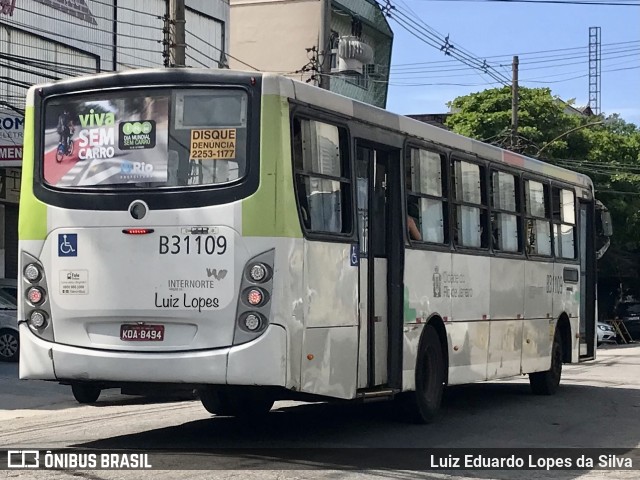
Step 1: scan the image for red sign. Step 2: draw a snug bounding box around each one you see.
[0,0,16,16]
[0,146,22,161]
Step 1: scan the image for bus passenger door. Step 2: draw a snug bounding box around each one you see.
[355,142,402,389]
[579,200,596,360]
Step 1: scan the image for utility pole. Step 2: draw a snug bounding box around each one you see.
[169,0,186,67]
[318,0,330,89]
[511,55,519,151]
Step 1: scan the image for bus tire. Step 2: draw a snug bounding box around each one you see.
[400,324,445,423]
[529,332,563,395]
[199,389,236,416]
[199,388,273,419]
[71,384,101,404]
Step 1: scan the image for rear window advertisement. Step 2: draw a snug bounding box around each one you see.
[43,96,170,187]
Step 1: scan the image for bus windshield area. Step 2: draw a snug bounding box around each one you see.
[42,88,248,189]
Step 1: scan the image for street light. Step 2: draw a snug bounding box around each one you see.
[536,120,608,157]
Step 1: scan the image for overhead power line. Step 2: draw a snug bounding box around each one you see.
[378,0,511,86]
[414,0,640,6]
[185,29,260,71]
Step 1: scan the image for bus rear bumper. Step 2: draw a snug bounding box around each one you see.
[19,324,287,387]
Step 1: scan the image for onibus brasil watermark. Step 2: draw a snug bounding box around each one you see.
[7,450,151,470]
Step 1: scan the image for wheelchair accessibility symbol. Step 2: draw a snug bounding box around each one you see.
[58,234,77,257]
[350,244,359,267]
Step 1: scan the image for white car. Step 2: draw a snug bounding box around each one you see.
[597,321,617,346]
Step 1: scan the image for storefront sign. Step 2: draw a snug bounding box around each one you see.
[0,112,24,167]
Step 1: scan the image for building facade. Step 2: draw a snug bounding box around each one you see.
[0,0,229,278]
[230,0,392,108]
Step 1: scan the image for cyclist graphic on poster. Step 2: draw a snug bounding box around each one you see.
[57,107,74,155]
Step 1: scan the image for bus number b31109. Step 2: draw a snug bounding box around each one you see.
[159,235,227,255]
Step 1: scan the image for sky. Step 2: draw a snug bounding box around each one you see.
[384,0,640,126]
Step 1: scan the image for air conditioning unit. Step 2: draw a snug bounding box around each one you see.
[334,36,374,74]
[330,48,340,73]
[364,64,385,79]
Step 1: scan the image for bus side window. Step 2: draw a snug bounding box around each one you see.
[524,180,551,255]
[292,121,310,228]
[491,170,520,253]
[406,147,447,244]
[292,118,351,234]
[452,159,487,249]
[551,187,576,259]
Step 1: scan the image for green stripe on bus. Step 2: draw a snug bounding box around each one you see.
[242,94,302,238]
[18,106,48,241]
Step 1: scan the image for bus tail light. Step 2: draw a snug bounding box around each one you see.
[234,249,275,345]
[20,252,54,342]
[245,288,267,307]
[27,287,45,305]
[122,228,154,235]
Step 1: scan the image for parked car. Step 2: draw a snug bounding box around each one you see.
[0,278,18,362]
[597,321,617,346]
[615,301,640,340]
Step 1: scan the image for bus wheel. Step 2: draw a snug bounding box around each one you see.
[199,388,273,418]
[71,384,101,404]
[400,325,445,423]
[199,389,236,416]
[529,333,563,395]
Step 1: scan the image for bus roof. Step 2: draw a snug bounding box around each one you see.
[261,72,593,195]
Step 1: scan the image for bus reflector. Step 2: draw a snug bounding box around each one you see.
[122,228,155,235]
[29,310,47,329]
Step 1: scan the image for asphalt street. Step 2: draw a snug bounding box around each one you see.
[0,343,639,479]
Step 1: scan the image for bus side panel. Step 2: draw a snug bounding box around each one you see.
[18,102,52,378]
[259,236,305,392]
[449,254,491,384]
[487,257,525,379]
[402,249,451,390]
[553,261,580,363]
[299,241,358,399]
[18,104,48,242]
[522,260,555,373]
[243,93,302,239]
[243,91,305,390]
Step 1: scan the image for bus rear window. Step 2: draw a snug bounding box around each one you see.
[42,88,248,188]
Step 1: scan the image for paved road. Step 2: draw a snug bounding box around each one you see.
[0,344,639,479]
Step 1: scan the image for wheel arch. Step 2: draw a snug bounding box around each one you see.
[423,314,449,385]
[556,312,572,363]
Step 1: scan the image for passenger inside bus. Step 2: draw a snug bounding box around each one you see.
[407,203,422,241]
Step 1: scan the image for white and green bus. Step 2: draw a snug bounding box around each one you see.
[18,69,610,421]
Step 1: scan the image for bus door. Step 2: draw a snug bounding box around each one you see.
[355,141,403,389]
[579,200,596,360]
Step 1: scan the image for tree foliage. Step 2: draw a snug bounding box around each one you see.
[445,87,640,290]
